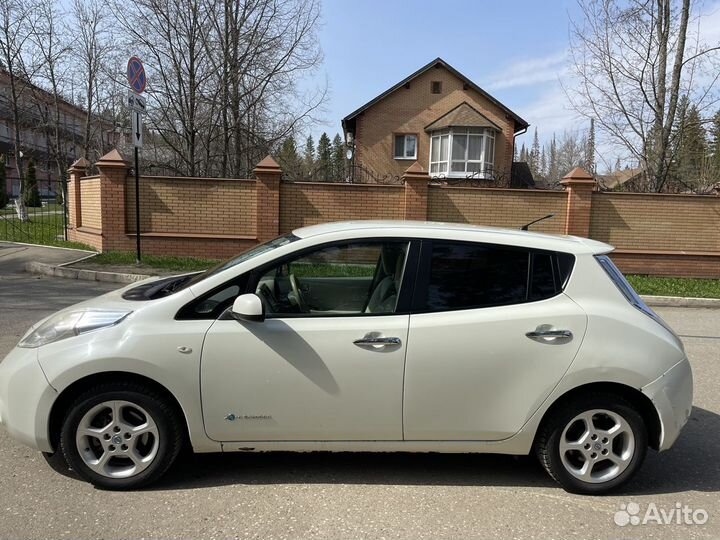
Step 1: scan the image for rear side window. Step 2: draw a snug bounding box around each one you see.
[418,241,574,312]
[424,242,528,311]
[529,252,555,301]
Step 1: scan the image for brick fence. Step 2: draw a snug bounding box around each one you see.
[66,149,720,278]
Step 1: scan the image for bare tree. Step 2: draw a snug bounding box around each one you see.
[112,0,325,177]
[113,0,217,176]
[29,0,73,197]
[0,0,34,220]
[567,0,720,192]
[70,0,112,162]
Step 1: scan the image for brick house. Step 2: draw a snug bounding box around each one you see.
[342,58,529,183]
[0,69,121,198]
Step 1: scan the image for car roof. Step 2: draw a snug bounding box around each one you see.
[293,220,613,255]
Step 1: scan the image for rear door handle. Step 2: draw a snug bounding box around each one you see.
[353,335,402,347]
[526,328,573,342]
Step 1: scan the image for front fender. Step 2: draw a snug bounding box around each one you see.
[38,320,219,453]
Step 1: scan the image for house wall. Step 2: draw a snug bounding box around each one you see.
[354,66,516,180]
[0,69,89,193]
[66,151,720,278]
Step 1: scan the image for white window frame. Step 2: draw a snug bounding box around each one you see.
[429,127,496,178]
[394,134,418,160]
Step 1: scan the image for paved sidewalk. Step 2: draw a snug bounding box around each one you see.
[0,241,94,274]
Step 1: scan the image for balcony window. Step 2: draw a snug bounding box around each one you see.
[430,128,495,178]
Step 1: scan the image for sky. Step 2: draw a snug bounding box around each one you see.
[308,0,720,171]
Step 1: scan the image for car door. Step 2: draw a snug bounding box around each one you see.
[403,240,587,441]
[200,238,418,442]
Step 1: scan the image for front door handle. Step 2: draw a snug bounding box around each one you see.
[526,326,573,342]
[353,335,402,347]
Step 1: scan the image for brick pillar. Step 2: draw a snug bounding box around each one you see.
[403,162,430,221]
[560,167,596,237]
[254,155,281,242]
[67,157,89,228]
[95,149,131,251]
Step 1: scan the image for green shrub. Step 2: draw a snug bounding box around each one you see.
[23,160,42,208]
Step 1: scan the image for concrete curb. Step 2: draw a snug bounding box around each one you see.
[25,261,151,284]
[642,295,720,308]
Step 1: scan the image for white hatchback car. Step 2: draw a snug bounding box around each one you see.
[0,221,692,493]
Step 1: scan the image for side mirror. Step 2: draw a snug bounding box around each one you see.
[231,293,265,322]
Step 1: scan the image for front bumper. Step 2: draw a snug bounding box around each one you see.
[0,346,57,452]
[641,357,693,451]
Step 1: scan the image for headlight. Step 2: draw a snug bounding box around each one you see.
[18,310,132,349]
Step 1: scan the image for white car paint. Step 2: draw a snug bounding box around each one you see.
[0,221,692,463]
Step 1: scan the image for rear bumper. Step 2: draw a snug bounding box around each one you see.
[641,357,693,451]
[0,347,56,453]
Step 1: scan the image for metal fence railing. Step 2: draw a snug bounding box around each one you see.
[1,181,68,245]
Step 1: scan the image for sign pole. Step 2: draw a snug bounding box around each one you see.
[135,145,141,263]
[127,56,147,265]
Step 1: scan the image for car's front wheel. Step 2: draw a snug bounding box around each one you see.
[60,382,183,490]
[535,394,648,494]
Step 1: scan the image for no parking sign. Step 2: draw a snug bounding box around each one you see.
[127,56,146,94]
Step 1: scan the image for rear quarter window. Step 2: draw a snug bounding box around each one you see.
[416,240,575,312]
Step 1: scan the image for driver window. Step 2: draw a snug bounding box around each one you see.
[255,241,409,316]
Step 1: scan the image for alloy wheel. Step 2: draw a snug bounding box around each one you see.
[559,408,635,484]
[75,400,160,479]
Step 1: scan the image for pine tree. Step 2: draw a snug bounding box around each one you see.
[530,127,540,177]
[539,146,547,179]
[708,109,720,183]
[23,160,41,208]
[316,132,332,181]
[519,143,527,162]
[277,137,302,180]
[548,135,559,181]
[331,133,345,180]
[0,155,8,209]
[584,118,596,174]
[303,135,315,179]
[674,104,707,190]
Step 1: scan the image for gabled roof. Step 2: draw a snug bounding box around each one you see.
[424,101,502,132]
[342,58,529,133]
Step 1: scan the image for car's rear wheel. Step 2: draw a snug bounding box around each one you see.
[535,394,647,494]
[59,382,183,490]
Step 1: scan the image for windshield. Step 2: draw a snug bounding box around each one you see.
[183,233,300,288]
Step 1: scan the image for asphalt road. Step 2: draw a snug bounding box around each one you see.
[0,270,719,539]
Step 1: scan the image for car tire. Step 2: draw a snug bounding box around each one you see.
[535,393,648,494]
[60,382,184,490]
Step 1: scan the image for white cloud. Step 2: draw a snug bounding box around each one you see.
[518,85,580,137]
[484,52,569,90]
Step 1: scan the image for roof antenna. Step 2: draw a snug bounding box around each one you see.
[521,213,555,231]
